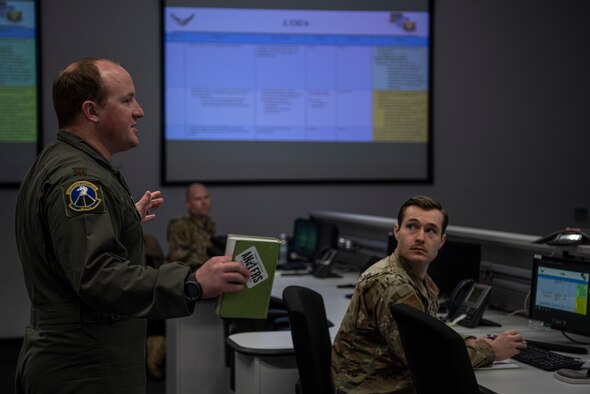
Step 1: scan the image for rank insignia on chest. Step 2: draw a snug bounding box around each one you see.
[64,180,105,215]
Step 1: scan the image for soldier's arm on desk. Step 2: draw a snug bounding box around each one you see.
[465,330,526,367]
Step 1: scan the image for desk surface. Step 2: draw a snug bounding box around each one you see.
[227,271,357,355]
[227,271,590,393]
[272,270,357,328]
[455,309,590,394]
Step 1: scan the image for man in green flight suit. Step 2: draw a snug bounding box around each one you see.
[14,57,250,394]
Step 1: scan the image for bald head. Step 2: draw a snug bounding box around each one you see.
[186,183,211,219]
[52,57,117,129]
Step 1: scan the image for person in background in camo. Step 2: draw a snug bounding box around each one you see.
[331,195,526,393]
[167,183,222,270]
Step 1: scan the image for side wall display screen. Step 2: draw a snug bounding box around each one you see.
[0,0,40,185]
[163,0,432,183]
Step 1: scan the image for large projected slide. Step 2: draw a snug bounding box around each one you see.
[163,1,431,183]
[0,0,39,185]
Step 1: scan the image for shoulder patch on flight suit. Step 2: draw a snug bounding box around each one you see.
[63,180,105,216]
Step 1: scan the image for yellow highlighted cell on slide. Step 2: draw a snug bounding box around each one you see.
[0,86,37,142]
[373,90,427,142]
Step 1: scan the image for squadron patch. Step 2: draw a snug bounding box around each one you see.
[64,180,104,215]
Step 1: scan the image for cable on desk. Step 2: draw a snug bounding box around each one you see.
[496,309,527,322]
[494,290,530,324]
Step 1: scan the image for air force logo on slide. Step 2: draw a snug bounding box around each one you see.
[65,180,103,214]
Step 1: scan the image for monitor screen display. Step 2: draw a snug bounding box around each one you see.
[289,218,319,261]
[0,0,40,185]
[466,285,484,304]
[162,0,432,183]
[529,254,590,336]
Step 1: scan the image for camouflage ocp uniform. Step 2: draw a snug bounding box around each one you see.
[167,214,216,270]
[331,249,494,394]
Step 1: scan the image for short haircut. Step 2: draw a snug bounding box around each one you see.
[185,182,206,200]
[52,57,116,128]
[397,195,449,234]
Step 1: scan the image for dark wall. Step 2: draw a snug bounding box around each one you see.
[0,0,588,336]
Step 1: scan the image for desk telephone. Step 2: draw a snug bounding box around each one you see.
[312,247,338,278]
[447,279,493,328]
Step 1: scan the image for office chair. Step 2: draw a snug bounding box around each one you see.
[389,303,497,394]
[283,285,334,394]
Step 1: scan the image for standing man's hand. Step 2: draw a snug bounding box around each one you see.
[135,190,164,223]
[195,256,250,298]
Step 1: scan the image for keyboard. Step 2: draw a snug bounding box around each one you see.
[511,344,585,371]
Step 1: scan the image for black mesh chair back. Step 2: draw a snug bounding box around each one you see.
[283,285,334,394]
[390,303,495,394]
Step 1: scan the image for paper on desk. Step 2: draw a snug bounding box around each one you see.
[478,360,520,370]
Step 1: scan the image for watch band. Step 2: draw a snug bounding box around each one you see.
[184,273,202,302]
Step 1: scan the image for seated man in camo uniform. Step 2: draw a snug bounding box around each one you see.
[331,195,526,393]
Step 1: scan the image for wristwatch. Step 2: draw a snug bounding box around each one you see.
[184,274,202,303]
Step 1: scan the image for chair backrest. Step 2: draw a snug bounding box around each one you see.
[389,303,482,394]
[283,285,333,394]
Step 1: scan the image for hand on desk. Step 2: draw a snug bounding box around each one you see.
[481,330,527,361]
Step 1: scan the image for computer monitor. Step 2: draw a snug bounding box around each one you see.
[529,254,590,337]
[289,218,319,262]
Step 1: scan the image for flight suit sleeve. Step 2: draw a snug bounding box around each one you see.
[46,177,192,319]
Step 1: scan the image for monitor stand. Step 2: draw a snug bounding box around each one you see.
[525,339,588,355]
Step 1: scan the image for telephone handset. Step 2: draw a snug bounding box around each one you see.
[447,279,492,328]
